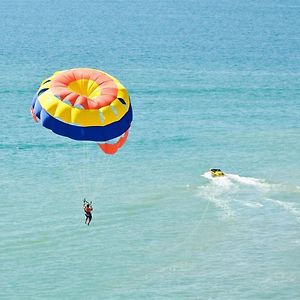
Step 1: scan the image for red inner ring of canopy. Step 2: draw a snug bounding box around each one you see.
[50,69,119,109]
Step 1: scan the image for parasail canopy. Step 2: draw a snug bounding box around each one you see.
[30,68,133,154]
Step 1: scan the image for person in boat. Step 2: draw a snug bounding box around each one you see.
[83,199,93,226]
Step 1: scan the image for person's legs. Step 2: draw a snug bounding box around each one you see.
[87,215,92,225]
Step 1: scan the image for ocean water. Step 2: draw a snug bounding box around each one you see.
[1,0,300,299]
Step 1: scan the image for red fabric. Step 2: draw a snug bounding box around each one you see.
[30,108,38,123]
[50,69,119,109]
[98,129,129,155]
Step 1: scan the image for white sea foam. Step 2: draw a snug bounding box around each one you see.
[199,172,236,217]
[196,189,235,218]
[199,171,300,221]
[226,173,266,186]
[264,198,300,219]
[202,171,234,189]
[199,171,274,216]
[202,171,272,190]
[243,201,264,208]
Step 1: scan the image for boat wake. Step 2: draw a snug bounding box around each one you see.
[201,171,271,190]
[198,172,300,221]
[197,172,274,218]
[264,198,300,220]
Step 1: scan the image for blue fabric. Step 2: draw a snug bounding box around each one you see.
[31,93,38,107]
[31,97,133,142]
[32,96,42,119]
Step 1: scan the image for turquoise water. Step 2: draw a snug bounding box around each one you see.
[1,0,300,299]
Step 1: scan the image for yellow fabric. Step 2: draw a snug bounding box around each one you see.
[68,79,101,99]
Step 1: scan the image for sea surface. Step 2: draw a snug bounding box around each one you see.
[1,0,300,299]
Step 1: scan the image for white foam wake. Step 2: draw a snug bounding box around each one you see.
[198,171,273,217]
[226,173,270,188]
[198,171,300,220]
[202,171,271,190]
[199,172,236,218]
[264,198,300,220]
[201,171,233,188]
